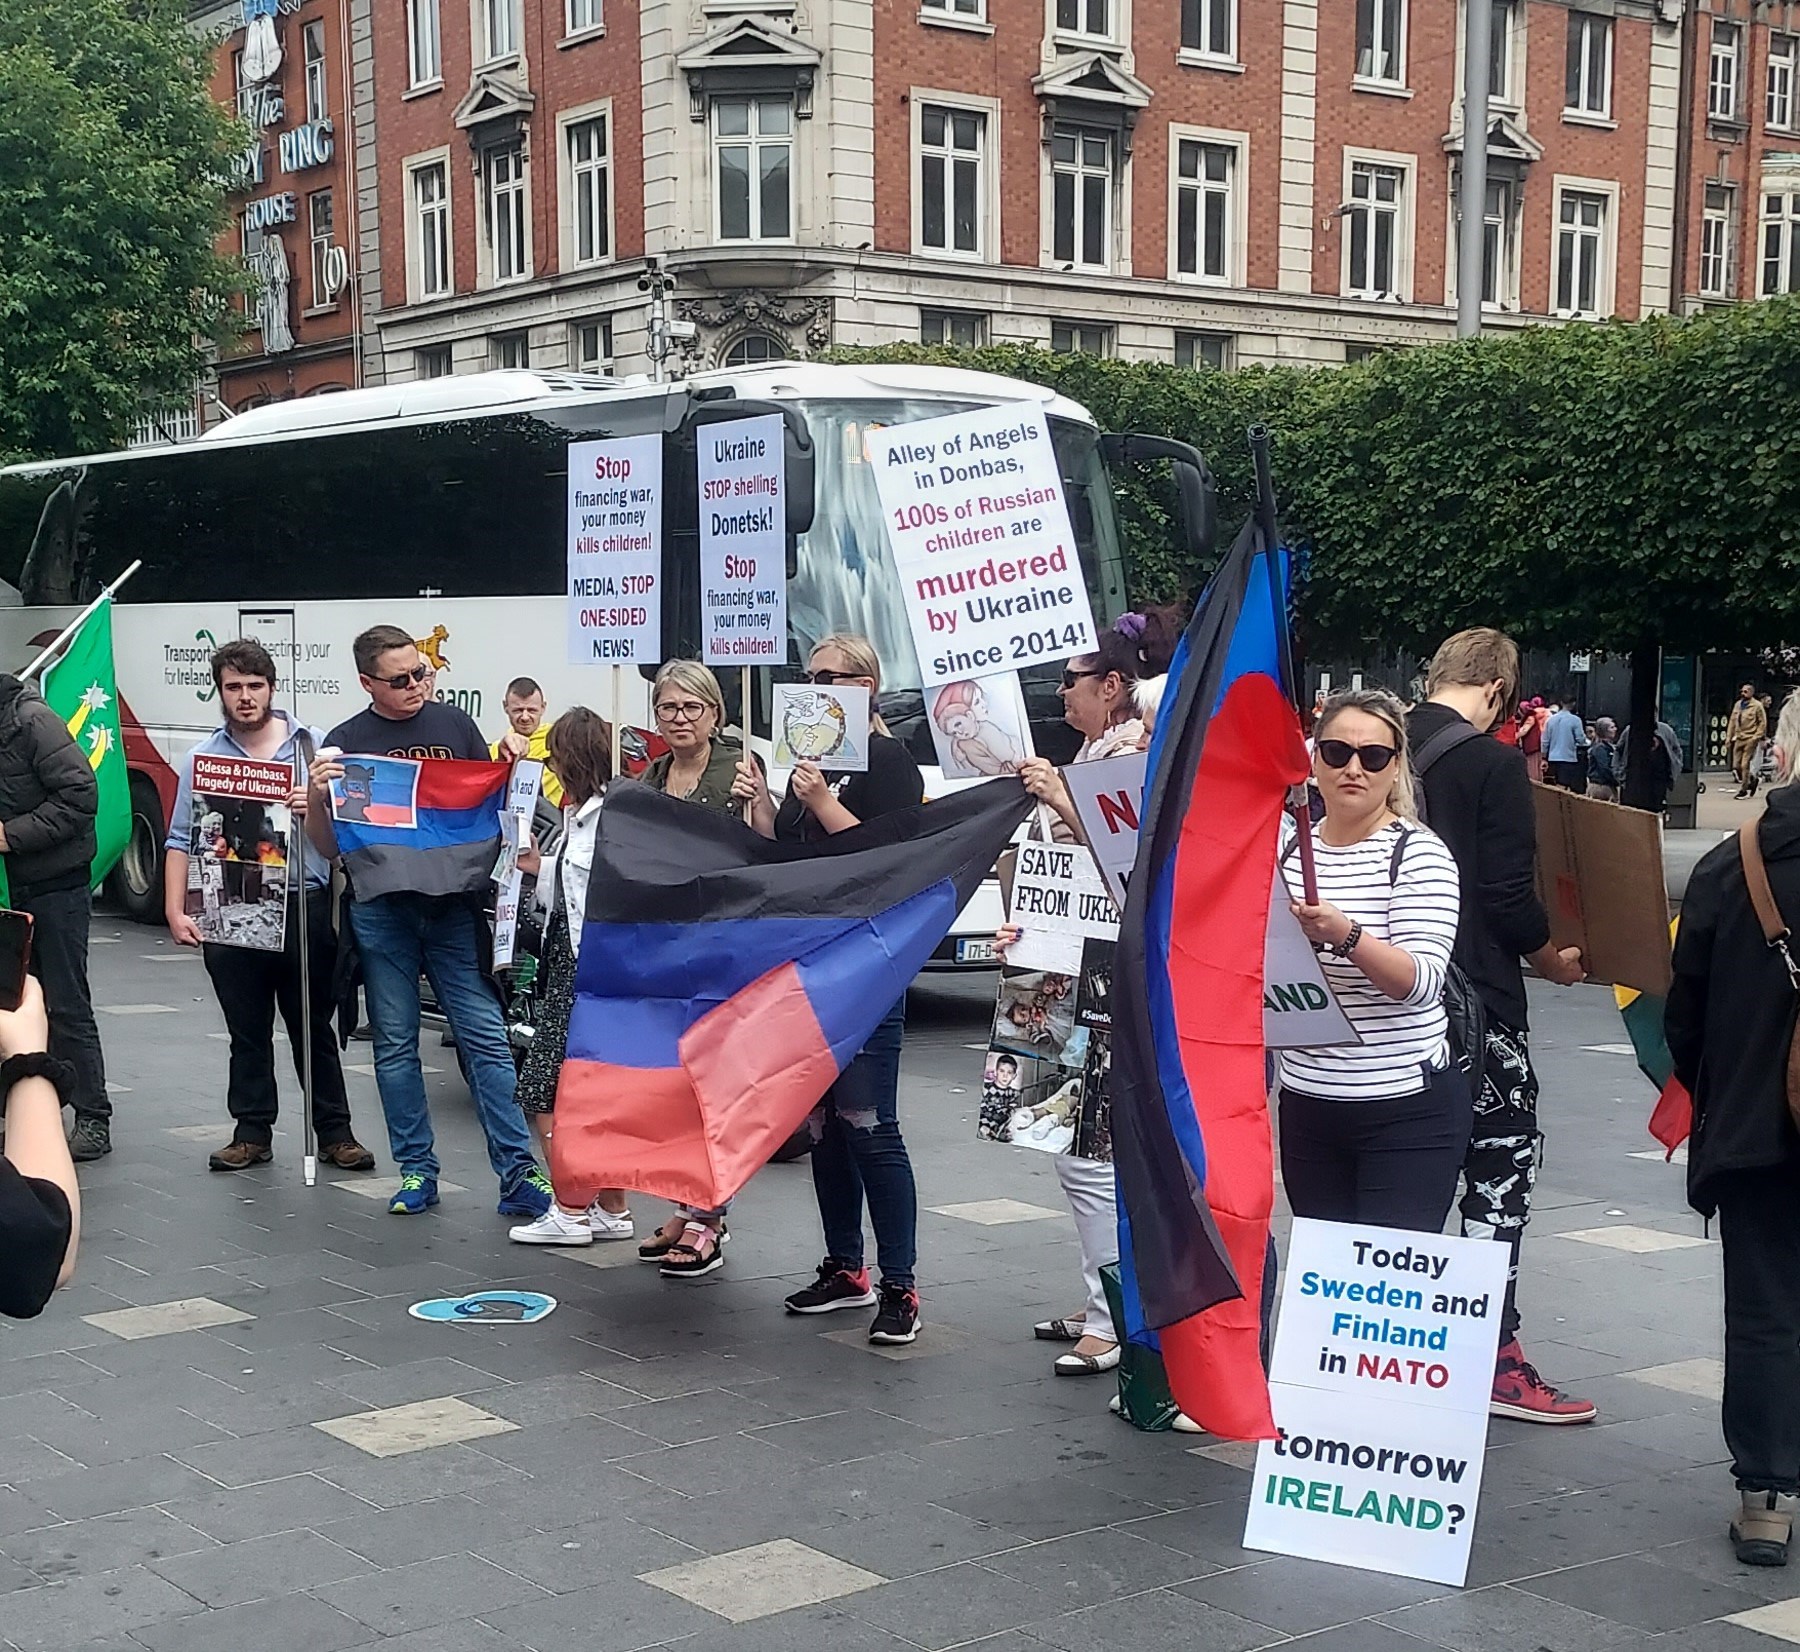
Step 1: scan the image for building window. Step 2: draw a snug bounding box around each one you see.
[417,344,453,378]
[492,331,530,369]
[1051,322,1111,355]
[1483,0,1516,104]
[1174,139,1235,283]
[1181,0,1234,58]
[1355,0,1405,85]
[233,50,255,122]
[921,309,987,346]
[724,331,785,367]
[1051,125,1113,272]
[1344,161,1405,299]
[1175,331,1231,370]
[918,106,985,258]
[921,0,984,17]
[1708,22,1742,124]
[308,189,335,305]
[1554,188,1608,317]
[567,0,602,34]
[1564,14,1611,118]
[1479,178,1514,309]
[567,115,610,266]
[482,0,521,62]
[1344,343,1386,364]
[1700,185,1735,298]
[411,160,451,299]
[302,20,328,123]
[1768,35,1796,132]
[713,97,792,242]
[408,0,441,85]
[572,317,614,373]
[1056,0,1111,40]
[1761,190,1800,296]
[484,141,529,283]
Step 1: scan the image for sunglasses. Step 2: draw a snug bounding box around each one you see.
[374,664,429,690]
[1060,668,1105,691]
[1316,738,1398,774]
[805,668,866,686]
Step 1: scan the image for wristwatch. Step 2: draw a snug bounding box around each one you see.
[0,1052,76,1112]
[1329,922,1364,959]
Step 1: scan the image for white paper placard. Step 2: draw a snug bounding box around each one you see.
[1064,750,1147,909]
[1244,1218,1511,1587]
[698,414,787,666]
[1007,838,1115,974]
[927,670,1033,778]
[491,759,545,969]
[771,682,870,772]
[867,404,1097,687]
[567,434,662,666]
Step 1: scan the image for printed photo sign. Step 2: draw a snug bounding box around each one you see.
[491,758,545,969]
[698,413,787,666]
[927,670,1032,779]
[567,433,663,666]
[771,682,870,773]
[329,755,421,828]
[183,753,295,952]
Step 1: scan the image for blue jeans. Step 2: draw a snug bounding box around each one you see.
[808,1000,914,1287]
[349,894,538,1193]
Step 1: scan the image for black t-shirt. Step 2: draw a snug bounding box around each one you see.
[775,733,923,844]
[326,700,489,761]
[0,1160,72,1318]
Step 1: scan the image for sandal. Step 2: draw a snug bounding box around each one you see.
[640,1218,730,1262]
[1034,1316,1087,1343]
[659,1221,727,1280]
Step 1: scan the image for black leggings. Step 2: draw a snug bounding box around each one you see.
[1278,1068,1474,1233]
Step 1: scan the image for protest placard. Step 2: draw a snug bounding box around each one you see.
[868,403,1096,687]
[184,753,294,952]
[491,759,545,969]
[771,682,870,772]
[1064,750,1146,908]
[698,414,787,666]
[1532,783,1671,996]
[1006,838,1116,974]
[1244,1218,1510,1586]
[926,671,1032,778]
[567,434,662,666]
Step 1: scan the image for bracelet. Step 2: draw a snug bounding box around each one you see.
[0,1052,76,1113]
[1331,922,1364,959]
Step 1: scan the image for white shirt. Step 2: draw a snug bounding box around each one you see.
[535,793,602,958]
[1276,817,1461,1100]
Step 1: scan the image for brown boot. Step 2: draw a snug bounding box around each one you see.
[1732,1490,1792,1567]
[208,1139,272,1172]
[318,1139,377,1171]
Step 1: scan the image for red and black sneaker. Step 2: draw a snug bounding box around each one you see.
[784,1259,878,1315]
[1490,1338,1598,1424]
[869,1281,921,1345]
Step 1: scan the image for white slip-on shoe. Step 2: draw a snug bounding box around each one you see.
[586,1203,635,1241]
[509,1206,595,1246]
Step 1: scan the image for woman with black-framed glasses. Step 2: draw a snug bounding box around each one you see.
[1275,688,1469,1233]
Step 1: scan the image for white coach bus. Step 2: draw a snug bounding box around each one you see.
[0,362,1213,953]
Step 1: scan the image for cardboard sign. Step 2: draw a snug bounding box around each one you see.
[1007,839,1116,974]
[1531,783,1671,996]
[926,671,1032,778]
[491,758,545,969]
[1245,1218,1510,1587]
[184,752,294,952]
[567,433,662,666]
[698,413,787,666]
[1064,750,1147,909]
[772,682,870,772]
[868,403,1097,687]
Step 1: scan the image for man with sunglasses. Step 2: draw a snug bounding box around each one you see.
[308,625,551,1220]
[1408,628,1593,1427]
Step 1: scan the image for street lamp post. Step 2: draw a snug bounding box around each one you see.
[1457,0,1493,339]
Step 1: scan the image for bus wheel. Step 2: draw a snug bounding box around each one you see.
[106,773,166,924]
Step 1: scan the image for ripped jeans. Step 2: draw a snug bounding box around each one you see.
[808,999,915,1288]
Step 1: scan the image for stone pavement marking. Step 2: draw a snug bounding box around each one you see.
[1623,1357,1726,1399]
[1581,1043,1637,1055]
[821,1322,974,1360]
[1558,1223,1713,1252]
[312,1395,518,1456]
[640,1537,886,1621]
[330,1176,469,1201]
[1730,1599,1800,1643]
[81,1298,256,1340]
[95,1003,182,1016]
[342,1061,444,1076]
[926,1198,1066,1224]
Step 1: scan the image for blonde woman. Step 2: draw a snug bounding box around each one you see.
[1277,689,1468,1232]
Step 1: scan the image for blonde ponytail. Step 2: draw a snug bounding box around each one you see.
[813,632,891,736]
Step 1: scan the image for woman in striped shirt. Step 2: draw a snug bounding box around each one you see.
[1277,689,1471,1233]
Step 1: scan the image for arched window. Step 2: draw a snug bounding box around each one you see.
[722,330,785,367]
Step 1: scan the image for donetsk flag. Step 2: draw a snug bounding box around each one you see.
[1111,511,1309,1442]
[549,778,1033,1210]
[329,757,509,901]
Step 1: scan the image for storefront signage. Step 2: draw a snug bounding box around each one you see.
[279,120,334,173]
[243,192,297,234]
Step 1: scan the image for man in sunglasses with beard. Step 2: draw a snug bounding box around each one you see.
[1408,628,1592,1427]
[307,626,550,1220]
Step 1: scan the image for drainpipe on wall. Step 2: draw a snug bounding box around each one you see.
[1668,0,1697,315]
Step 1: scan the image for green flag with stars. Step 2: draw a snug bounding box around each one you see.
[40,598,131,887]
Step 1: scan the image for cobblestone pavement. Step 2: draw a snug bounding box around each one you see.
[1,930,1796,1652]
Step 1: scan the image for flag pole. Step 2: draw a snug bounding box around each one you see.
[1247,428,1317,905]
[741,665,753,826]
[610,664,624,782]
[292,731,318,1188]
[20,561,144,682]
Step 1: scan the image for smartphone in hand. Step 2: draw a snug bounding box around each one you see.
[0,910,34,1013]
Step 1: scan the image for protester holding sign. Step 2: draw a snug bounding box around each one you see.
[165,640,372,1174]
[1276,690,1468,1232]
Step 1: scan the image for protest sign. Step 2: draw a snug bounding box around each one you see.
[698,413,787,666]
[183,753,294,952]
[491,759,545,969]
[567,434,662,666]
[1064,750,1146,908]
[1532,783,1671,996]
[329,755,420,827]
[868,403,1096,687]
[926,671,1031,778]
[1245,1218,1510,1586]
[1007,838,1116,974]
[772,682,870,772]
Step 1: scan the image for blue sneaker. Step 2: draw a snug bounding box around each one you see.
[497,1168,553,1218]
[388,1173,439,1215]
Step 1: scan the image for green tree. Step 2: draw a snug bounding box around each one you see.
[0,0,245,461]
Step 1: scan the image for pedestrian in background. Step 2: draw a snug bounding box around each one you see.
[1543,699,1587,794]
[164,640,372,1174]
[492,676,564,808]
[1729,684,1768,800]
[1519,697,1548,784]
[0,669,109,1161]
[1667,687,1800,1567]
[1586,717,1619,802]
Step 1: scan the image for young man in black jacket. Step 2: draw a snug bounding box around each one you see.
[0,673,109,1161]
[1407,629,1593,1424]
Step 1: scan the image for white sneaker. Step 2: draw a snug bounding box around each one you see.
[509,1206,594,1246]
[586,1202,634,1241]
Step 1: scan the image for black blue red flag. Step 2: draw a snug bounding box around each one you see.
[549,779,1034,1209]
[1111,512,1308,1440]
